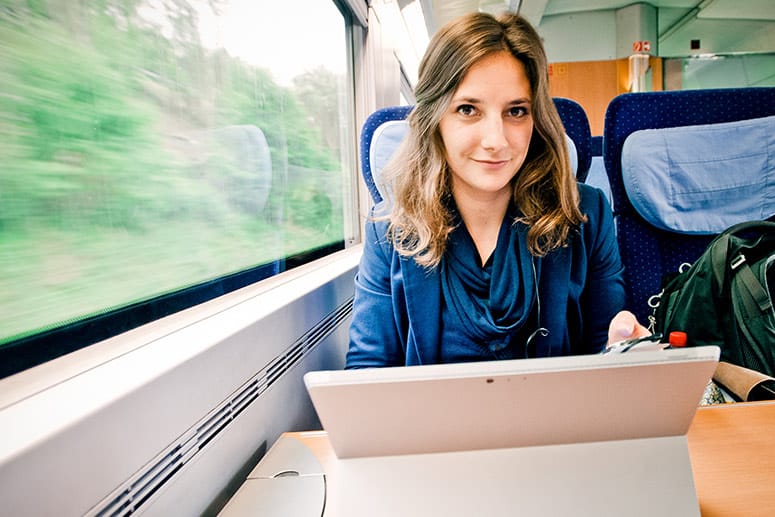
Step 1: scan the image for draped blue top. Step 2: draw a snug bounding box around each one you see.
[346,184,625,368]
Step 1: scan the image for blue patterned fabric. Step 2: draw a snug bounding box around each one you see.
[586,135,612,208]
[553,97,592,181]
[603,87,775,323]
[359,99,593,203]
[359,105,413,203]
[590,135,603,156]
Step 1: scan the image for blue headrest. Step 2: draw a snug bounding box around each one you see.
[369,118,409,202]
[564,134,578,178]
[604,87,775,218]
[360,106,412,203]
[622,115,775,234]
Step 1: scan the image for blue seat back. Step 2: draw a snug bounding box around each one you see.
[359,99,593,203]
[585,135,612,208]
[553,97,592,182]
[603,87,775,323]
[359,105,413,203]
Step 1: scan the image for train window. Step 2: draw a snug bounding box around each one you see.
[0,0,354,377]
[664,53,775,90]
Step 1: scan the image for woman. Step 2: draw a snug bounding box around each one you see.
[347,12,647,368]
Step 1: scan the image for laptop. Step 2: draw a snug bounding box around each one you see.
[302,347,720,516]
[304,346,720,459]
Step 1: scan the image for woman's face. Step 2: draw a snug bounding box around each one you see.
[439,51,533,204]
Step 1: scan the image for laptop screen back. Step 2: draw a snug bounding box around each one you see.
[304,346,719,458]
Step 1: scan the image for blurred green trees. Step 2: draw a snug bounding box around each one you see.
[0,0,347,343]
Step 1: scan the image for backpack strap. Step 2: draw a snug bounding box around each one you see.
[736,258,773,313]
[728,226,775,375]
[711,220,775,290]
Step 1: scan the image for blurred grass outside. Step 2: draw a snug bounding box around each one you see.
[0,216,341,344]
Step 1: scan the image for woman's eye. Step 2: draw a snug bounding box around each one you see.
[508,106,528,117]
[456,104,476,116]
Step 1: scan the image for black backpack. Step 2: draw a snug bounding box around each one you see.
[651,220,775,376]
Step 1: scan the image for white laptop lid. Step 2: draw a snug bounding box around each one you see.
[304,346,720,459]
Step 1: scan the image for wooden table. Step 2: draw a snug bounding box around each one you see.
[288,401,775,516]
[687,401,775,516]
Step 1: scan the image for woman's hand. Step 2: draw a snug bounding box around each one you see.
[607,310,651,347]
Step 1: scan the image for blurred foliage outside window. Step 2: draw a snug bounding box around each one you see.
[0,0,350,345]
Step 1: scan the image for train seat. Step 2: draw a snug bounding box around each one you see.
[359,98,592,203]
[585,135,613,208]
[603,87,775,323]
[359,105,412,203]
[552,97,592,182]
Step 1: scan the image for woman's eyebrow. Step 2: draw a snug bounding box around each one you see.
[450,96,531,105]
[450,95,531,106]
[450,96,482,104]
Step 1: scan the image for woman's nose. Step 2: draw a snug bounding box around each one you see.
[480,116,508,150]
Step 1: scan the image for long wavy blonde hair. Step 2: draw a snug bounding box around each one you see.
[379,12,585,268]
